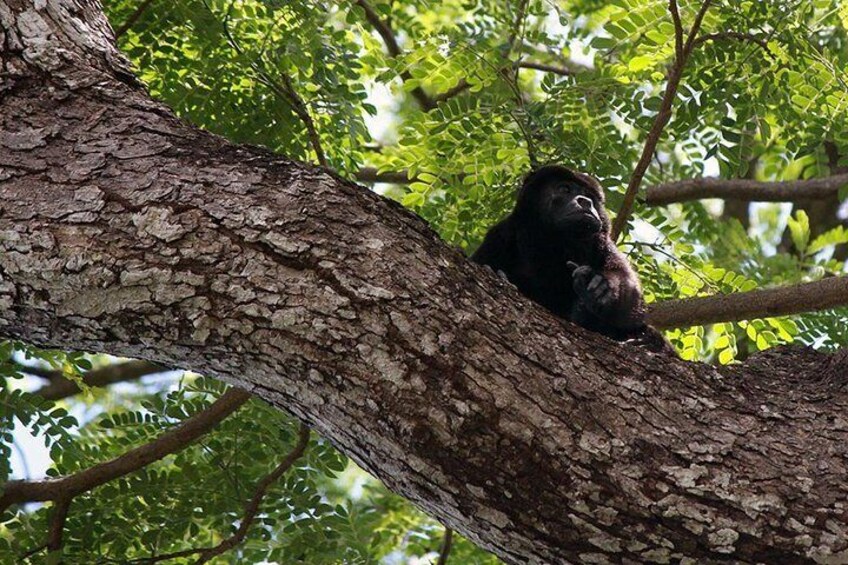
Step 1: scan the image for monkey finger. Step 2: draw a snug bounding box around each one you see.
[573,266,592,280]
[587,275,607,292]
[594,287,614,307]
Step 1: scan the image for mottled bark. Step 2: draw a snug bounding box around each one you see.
[1,1,848,563]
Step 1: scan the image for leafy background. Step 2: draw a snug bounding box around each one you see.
[2,0,848,562]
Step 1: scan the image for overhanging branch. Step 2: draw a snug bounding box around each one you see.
[0,389,251,510]
[648,276,848,329]
[645,174,848,205]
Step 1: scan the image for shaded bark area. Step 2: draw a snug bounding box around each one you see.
[1,1,848,563]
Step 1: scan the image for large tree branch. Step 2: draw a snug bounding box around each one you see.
[2,2,848,563]
[0,389,251,510]
[646,173,848,204]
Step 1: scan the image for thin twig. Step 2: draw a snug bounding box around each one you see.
[433,59,575,103]
[114,0,156,39]
[353,0,437,110]
[0,389,251,511]
[669,0,684,61]
[19,543,47,562]
[516,61,573,76]
[433,0,530,105]
[611,0,713,239]
[133,423,311,564]
[31,360,166,401]
[692,32,773,57]
[206,0,328,167]
[436,527,453,565]
[506,0,530,51]
[47,498,71,554]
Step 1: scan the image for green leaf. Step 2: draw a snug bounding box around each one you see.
[787,210,810,254]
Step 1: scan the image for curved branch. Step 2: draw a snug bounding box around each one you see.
[648,276,848,329]
[432,58,578,104]
[0,389,251,511]
[645,174,848,205]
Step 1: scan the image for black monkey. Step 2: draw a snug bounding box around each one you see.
[472,165,671,353]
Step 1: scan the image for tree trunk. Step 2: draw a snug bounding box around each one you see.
[2,2,848,563]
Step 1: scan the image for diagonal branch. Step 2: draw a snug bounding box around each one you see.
[692,32,772,55]
[353,0,437,111]
[207,1,327,167]
[30,360,166,401]
[611,0,713,239]
[0,389,251,511]
[46,497,71,554]
[113,0,156,39]
[645,173,848,205]
[437,527,454,565]
[647,276,848,329]
[133,423,311,564]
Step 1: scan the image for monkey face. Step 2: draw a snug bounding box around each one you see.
[537,181,602,234]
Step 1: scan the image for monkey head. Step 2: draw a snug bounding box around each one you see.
[514,165,609,236]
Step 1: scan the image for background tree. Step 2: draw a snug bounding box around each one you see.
[2,0,848,563]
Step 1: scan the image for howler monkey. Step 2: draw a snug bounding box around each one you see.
[471,165,671,353]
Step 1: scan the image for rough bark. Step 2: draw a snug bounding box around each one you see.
[2,1,848,563]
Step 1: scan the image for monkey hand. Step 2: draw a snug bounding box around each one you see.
[567,262,615,316]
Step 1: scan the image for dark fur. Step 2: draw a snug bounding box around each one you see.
[472,165,672,353]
